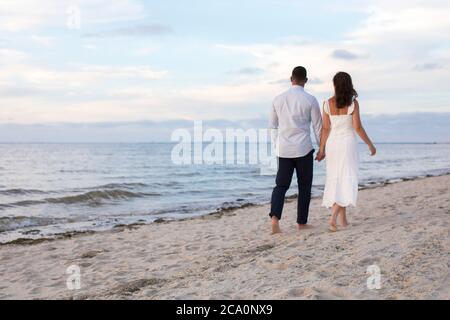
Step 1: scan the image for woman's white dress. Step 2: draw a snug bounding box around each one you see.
[322,100,359,208]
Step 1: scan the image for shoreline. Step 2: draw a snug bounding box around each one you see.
[0,174,449,299]
[1,171,449,246]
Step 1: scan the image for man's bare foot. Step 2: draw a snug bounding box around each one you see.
[297,224,313,230]
[271,217,282,234]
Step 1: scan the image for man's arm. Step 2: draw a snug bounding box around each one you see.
[311,97,323,146]
[269,101,279,152]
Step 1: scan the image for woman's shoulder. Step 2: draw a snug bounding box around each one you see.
[322,97,334,114]
[349,99,359,115]
[324,96,335,106]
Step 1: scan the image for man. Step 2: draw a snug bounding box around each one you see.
[269,66,323,234]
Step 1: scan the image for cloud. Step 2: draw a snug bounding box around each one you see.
[331,49,364,60]
[216,44,267,58]
[211,0,450,116]
[0,52,170,122]
[350,0,450,45]
[83,24,174,38]
[0,0,146,32]
[179,82,276,105]
[268,77,322,85]
[0,86,48,97]
[30,35,55,46]
[0,60,168,88]
[134,46,161,56]
[362,112,450,143]
[414,63,444,71]
[308,78,323,85]
[82,43,97,50]
[214,41,349,96]
[0,48,29,62]
[228,67,264,75]
[78,65,168,80]
[1,0,450,125]
[268,79,290,85]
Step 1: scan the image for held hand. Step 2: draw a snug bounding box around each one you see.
[315,150,326,162]
[369,144,377,156]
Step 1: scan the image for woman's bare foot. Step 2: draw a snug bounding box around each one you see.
[339,210,349,228]
[328,219,338,232]
[340,221,350,228]
[271,217,282,234]
[329,210,339,232]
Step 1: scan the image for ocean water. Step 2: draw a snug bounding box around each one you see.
[0,143,449,243]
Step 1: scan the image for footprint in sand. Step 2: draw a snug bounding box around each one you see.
[286,287,310,298]
[289,287,347,300]
[358,257,379,266]
[287,241,300,248]
[314,270,330,279]
[185,245,200,251]
[49,279,66,288]
[80,250,103,259]
[79,262,92,268]
[142,289,158,297]
[203,234,218,240]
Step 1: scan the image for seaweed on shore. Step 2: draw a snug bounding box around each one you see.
[0,230,95,246]
[4,237,53,246]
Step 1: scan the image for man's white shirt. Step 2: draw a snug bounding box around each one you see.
[269,85,322,158]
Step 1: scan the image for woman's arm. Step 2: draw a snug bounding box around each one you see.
[352,100,376,156]
[316,103,331,161]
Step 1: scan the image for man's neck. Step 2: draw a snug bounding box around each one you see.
[292,83,305,88]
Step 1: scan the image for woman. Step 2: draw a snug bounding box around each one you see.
[317,72,376,232]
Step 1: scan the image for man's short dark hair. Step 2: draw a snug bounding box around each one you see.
[292,66,307,83]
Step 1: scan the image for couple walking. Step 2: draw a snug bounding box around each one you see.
[269,66,376,233]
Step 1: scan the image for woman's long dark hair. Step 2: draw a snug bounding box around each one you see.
[333,72,358,108]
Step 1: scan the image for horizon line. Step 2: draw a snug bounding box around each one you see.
[0,142,448,145]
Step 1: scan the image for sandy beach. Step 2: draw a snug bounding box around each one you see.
[0,174,449,300]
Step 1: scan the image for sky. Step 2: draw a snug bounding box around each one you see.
[0,0,449,141]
